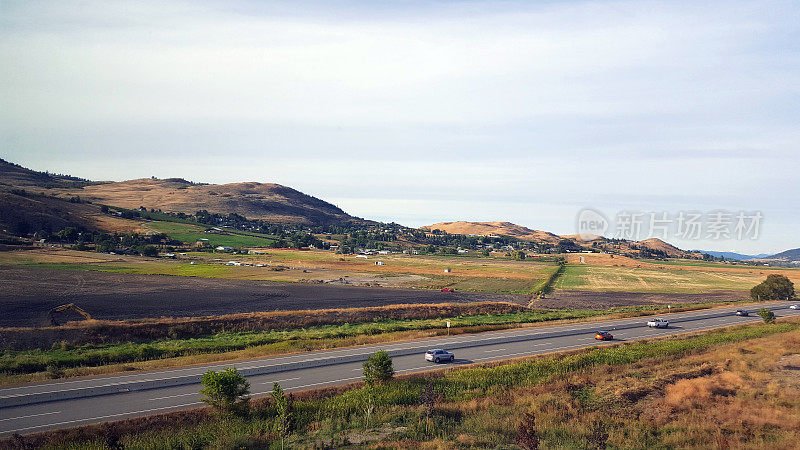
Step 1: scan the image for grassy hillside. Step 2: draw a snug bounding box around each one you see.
[143,221,275,247]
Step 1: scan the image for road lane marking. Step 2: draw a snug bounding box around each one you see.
[484,348,506,353]
[0,411,61,422]
[4,402,203,434]
[256,376,302,385]
[149,392,199,401]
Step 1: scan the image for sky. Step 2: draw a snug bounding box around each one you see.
[1,0,798,254]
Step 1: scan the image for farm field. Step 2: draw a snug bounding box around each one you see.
[0,247,557,294]
[0,265,528,327]
[143,221,276,247]
[554,263,800,293]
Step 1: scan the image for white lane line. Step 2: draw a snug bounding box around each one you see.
[149,392,198,401]
[256,376,302,385]
[5,402,203,433]
[484,348,506,353]
[0,411,61,422]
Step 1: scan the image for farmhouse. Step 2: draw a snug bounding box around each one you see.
[215,246,234,252]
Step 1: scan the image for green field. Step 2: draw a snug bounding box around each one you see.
[554,264,766,293]
[144,221,275,247]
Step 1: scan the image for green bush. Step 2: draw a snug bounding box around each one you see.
[363,350,394,385]
[758,308,776,324]
[200,367,250,417]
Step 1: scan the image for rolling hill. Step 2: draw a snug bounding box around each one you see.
[0,160,355,226]
[423,220,698,258]
[422,221,562,243]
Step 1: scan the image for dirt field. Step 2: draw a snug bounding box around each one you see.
[0,266,529,327]
[535,289,749,309]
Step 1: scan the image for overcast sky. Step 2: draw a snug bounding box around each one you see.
[1,0,798,253]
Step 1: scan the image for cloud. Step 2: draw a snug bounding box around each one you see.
[1,0,798,252]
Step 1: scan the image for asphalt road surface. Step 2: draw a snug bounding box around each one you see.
[1,302,798,436]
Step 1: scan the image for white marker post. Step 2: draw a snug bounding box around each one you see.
[446,321,451,335]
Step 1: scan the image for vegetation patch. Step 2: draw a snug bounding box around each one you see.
[9,319,799,449]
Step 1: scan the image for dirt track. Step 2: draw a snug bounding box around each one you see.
[0,266,529,327]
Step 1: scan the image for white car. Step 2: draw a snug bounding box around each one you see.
[647,318,670,328]
[790,305,799,310]
[425,349,454,363]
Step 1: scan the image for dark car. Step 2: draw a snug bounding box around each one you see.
[595,330,613,340]
[735,309,749,316]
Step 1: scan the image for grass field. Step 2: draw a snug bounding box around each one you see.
[21,319,800,449]
[144,221,276,247]
[554,263,790,293]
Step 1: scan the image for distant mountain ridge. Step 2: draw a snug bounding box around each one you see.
[0,159,356,226]
[763,248,800,262]
[693,250,771,260]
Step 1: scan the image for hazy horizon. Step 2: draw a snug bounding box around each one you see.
[2,0,798,254]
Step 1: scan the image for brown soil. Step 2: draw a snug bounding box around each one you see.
[0,266,528,328]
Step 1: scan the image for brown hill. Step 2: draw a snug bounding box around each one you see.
[0,160,354,226]
[422,221,562,243]
[638,238,686,257]
[72,178,353,225]
[0,188,144,237]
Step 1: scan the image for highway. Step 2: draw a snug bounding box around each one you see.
[1,302,798,436]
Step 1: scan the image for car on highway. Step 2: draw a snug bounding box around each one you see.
[647,318,670,328]
[440,288,455,292]
[594,330,613,340]
[790,305,799,310]
[425,349,455,363]
[735,309,749,316]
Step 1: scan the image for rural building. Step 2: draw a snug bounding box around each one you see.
[215,246,234,252]
[375,261,385,265]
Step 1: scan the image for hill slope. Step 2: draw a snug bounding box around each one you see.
[0,160,355,226]
[422,221,562,243]
[764,248,800,262]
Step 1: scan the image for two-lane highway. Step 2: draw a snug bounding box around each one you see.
[1,302,798,436]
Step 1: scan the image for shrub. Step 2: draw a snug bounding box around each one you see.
[758,308,776,324]
[200,367,250,416]
[516,410,539,450]
[363,350,394,385]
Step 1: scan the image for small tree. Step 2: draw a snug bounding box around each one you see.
[363,350,394,385]
[272,382,294,449]
[419,381,442,434]
[758,308,776,324]
[200,367,250,416]
[363,387,375,428]
[516,410,539,450]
